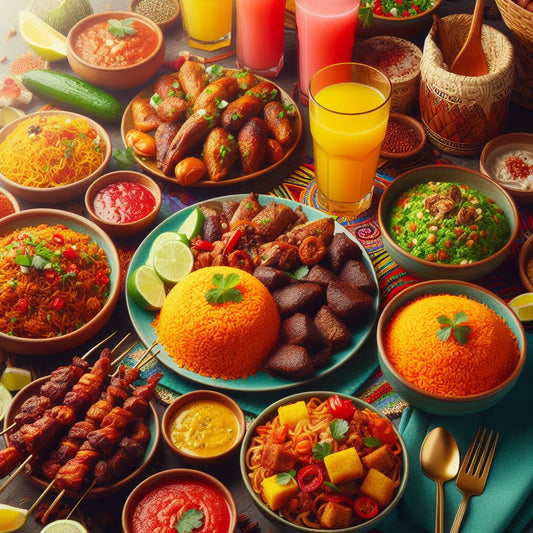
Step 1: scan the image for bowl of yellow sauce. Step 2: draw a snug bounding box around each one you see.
[162,390,246,464]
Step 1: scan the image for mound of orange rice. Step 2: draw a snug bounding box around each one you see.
[383,294,520,396]
[153,266,281,380]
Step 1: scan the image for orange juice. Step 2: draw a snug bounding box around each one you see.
[181,0,232,51]
[310,79,390,215]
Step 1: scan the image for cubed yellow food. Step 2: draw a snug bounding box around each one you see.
[360,468,395,507]
[320,500,355,528]
[278,400,309,429]
[261,473,299,511]
[323,447,365,484]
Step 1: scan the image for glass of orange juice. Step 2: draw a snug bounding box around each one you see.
[309,62,392,217]
[180,0,233,51]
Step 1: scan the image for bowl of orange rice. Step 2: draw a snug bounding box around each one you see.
[376,280,526,415]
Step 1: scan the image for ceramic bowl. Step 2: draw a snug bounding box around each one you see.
[122,468,237,532]
[479,132,533,204]
[0,188,20,219]
[129,0,180,31]
[0,110,111,204]
[518,233,533,292]
[67,11,165,90]
[240,391,409,533]
[377,164,519,280]
[85,170,162,238]
[376,280,526,415]
[0,209,120,355]
[357,0,442,38]
[4,376,160,497]
[161,390,245,465]
[380,113,426,159]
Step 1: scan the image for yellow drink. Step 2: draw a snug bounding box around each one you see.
[181,0,232,51]
[309,69,391,216]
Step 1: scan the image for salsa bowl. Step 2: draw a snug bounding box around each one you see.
[378,165,519,280]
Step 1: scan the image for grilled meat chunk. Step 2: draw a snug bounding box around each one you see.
[325,232,363,273]
[327,281,374,323]
[263,344,314,379]
[272,282,324,317]
[339,260,377,295]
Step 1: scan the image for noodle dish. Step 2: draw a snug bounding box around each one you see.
[241,392,408,532]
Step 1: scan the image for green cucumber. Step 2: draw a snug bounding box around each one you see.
[21,69,123,123]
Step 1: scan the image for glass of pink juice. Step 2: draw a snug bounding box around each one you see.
[236,0,286,77]
[295,0,361,105]
[309,63,391,217]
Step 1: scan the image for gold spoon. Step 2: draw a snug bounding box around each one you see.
[420,427,460,533]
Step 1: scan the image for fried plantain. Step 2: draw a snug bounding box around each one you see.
[155,122,181,169]
[156,96,189,123]
[193,76,240,115]
[203,127,239,182]
[264,100,294,146]
[220,93,264,132]
[153,72,183,99]
[131,96,161,132]
[237,117,268,174]
[178,60,208,101]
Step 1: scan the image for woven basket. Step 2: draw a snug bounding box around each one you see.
[419,14,514,156]
[495,0,533,109]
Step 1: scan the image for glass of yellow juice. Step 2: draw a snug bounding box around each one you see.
[180,0,233,51]
[309,62,392,217]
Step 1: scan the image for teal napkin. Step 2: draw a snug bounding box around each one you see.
[379,331,533,533]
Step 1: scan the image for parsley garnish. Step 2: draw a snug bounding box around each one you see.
[205,273,243,305]
[175,508,204,533]
[330,419,349,441]
[108,18,136,38]
[312,441,332,460]
[112,146,136,169]
[277,470,295,485]
[437,312,471,345]
[323,481,341,492]
[364,436,383,448]
[285,265,309,280]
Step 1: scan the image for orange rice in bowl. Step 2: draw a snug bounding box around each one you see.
[153,266,281,380]
[377,280,526,415]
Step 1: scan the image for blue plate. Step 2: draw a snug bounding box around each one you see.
[126,194,380,392]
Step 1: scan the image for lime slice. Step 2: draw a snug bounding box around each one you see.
[127,265,166,311]
[176,207,205,241]
[0,384,12,424]
[18,11,68,62]
[0,107,25,127]
[508,293,533,322]
[146,231,183,267]
[152,240,194,286]
[40,519,88,533]
[1,368,31,392]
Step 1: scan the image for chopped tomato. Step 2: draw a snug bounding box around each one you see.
[51,297,65,311]
[354,495,379,520]
[44,269,58,283]
[271,424,289,444]
[66,263,80,274]
[52,234,64,245]
[95,270,110,285]
[327,395,355,420]
[14,298,29,313]
[62,247,78,260]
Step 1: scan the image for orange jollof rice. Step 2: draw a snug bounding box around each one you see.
[154,266,281,380]
[383,294,520,396]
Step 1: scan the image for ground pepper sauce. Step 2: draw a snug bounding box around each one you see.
[93,181,156,223]
[131,479,232,533]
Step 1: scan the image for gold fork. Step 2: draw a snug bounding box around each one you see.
[450,427,499,533]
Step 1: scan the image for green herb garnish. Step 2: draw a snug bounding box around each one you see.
[277,470,296,485]
[108,18,136,38]
[323,481,341,492]
[364,436,383,448]
[312,441,332,460]
[285,265,309,280]
[205,273,243,305]
[330,419,349,441]
[437,312,471,345]
[175,508,204,533]
[112,146,136,169]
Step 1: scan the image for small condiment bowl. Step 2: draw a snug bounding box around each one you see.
[162,390,246,465]
[518,233,533,292]
[129,0,180,31]
[380,113,426,159]
[66,11,165,90]
[122,468,237,533]
[85,170,162,238]
[376,280,526,415]
[0,187,20,220]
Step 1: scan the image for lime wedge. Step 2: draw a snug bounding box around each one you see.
[176,207,205,241]
[1,368,31,392]
[18,12,68,62]
[40,519,88,533]
[508,293,533,322]
[127,265,166,311]
[152,240,194,286]
[0,384,12,424]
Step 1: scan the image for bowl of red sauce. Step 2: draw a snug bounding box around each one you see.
[66,11,165,90]
[0,188,19,220]
[85,170,162,237]
[122,468,237,533]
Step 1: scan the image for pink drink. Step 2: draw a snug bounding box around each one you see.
[295,0,360,104]
[236,0,286,77]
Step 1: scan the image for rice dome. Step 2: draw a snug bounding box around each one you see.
[154,266,281,380]
[383,294,520,396]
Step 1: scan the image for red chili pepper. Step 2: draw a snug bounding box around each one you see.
[66,263,79,274]
[86,128,98,140]
[354,496,379,520]
[224,228,243,255]
[271,424,289,444]
[162,56,186,71]
[296,464,324,493]
[327,395,356,420]
[52,234,64,245]
[62,247,78,260]
[51,297,65,311]
[14,298,29,313]
[95,270,110,285]
[192,240,215,252]
[44,269,58,283]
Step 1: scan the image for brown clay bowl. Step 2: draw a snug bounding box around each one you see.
[380,113,426,159]
[129,0,180,31]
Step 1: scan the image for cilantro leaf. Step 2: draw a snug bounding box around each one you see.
[205,273,243,305]
[437,312,471,345]
[364,436,383,448]
[323,481,341,492]
[113,147,136,169]
[330,419,349,440]
[276,470,295,485]
[175,508,204,533]
[108,18,136,38]
[312,441,332,461]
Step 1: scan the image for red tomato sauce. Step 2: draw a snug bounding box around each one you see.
[73,19,158,67]
[93,181,156,223]
[131,479,232,533]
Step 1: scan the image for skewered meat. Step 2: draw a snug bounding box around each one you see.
[339,260,377,295]
[14,395,51,426]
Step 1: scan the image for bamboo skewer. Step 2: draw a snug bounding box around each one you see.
[0,455,32,496]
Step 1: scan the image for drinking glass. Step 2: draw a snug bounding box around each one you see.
[309,62,392,217]
[180,0,233,51]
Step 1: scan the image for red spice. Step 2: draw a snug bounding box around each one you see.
[505,154,533,181]
[381,120,420,154]
[0,192,15,218]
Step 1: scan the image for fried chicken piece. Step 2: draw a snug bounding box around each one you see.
[203,127,239,182]
[229,192,262,225]
[193,76,240,115]
[264,100,294,146]
[220,94,264,132]
[252,201,299,242]
[279,218,335,247]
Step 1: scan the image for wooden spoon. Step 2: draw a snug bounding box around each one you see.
[450,0,488,76]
